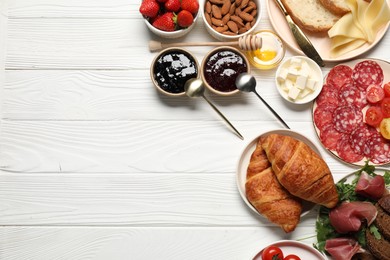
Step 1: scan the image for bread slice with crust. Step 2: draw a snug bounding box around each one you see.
[281,0,342,33]
[319,0,350,15]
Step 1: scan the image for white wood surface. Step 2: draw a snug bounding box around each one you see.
[0,0,389,259]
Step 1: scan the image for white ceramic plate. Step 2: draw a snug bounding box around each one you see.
[252,240,326,260]
[236,129,320,218]
[266,0,390,62]
[312,59,390,167]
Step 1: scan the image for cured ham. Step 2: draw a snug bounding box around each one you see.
[355,172,386,200]
[329,201,377,233]
[325,238,361,260]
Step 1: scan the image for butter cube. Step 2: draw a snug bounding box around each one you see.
[306,78,318,91]
[295,75,308,90]
[288,86,301,100]
[300,61,311,77]
[290,57,302,69]
[284,79,294,90]
[299,88,312,99]
[277,68,289,83]
[287,68,299,80]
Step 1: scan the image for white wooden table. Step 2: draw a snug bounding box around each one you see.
[0,0,389,259]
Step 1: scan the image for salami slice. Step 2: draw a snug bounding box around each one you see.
[314,103,337,130]
[367,136,390,164]
[326,65,353,90]
[320,124,343,150]
[333,106,363,134]
[336,134,364,163]
[350,125,380,156]
[338,83,367,109]
[352,60,384,90]
[316,84,340,106]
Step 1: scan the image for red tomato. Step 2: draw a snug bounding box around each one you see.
[365,106,384,127]
[262,246,284,260]
[366,84,385,103]
[384,82,390,97]
[283,255,301,260]
[382,97,390,118]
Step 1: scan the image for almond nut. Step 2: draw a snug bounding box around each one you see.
[221,0,231,15]
[212,4,222,19]
[238,11,253,22]
[211,17,224,26]
[227,21,239,33]
[206,1,212,13]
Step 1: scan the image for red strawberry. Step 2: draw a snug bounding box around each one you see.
[152,12,176,31]
[181,0,199,15]
[177,10,194,28]
[139,0,160,18]
[164,0,181,12]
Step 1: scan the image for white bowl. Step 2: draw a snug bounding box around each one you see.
[275,56,323,104]
[144,12,199,39]
[236,129,320,219]
[201,0,261,41]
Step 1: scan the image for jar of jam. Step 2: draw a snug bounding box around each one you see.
[151,47,199,96]
[201,46,250,96]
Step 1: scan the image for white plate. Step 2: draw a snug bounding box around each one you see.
[252,240,326,260]
[266,0,390,62]
[312,59,390,167]
[236,129,321,218]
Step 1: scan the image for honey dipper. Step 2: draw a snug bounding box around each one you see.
[148,34,262,52]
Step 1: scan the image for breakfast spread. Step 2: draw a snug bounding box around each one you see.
[276,57,320,102]
[202,48,248,92]
[139,0,199,31]
[152,49,198,94]
[245,134,339,233]
[203,0,258,36]
[313,59,390,165]
[315,165,390,260]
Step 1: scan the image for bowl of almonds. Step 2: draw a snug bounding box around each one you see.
[202,0,261,41]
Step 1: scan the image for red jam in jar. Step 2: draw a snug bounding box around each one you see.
[153,50,198,94]
[203,49,248,92]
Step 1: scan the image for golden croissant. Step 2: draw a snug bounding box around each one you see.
[245,138,302,233]
[260,134,339,208]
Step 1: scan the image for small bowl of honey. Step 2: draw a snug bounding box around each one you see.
[245,30,285,70]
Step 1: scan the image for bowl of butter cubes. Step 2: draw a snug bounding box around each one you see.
[275,56,323,104]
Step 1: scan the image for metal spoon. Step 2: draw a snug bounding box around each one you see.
[236,73,290,129]
[184,78,244,140]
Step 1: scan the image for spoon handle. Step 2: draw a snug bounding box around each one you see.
[201,95,244,140]
[253,91,290,129]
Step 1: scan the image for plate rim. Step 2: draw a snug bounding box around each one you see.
[266,0,390,62]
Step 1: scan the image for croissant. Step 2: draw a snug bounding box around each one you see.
[245,138,302,233]
[260,134,339,208]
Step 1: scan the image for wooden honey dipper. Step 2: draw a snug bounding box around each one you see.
[148,34,262,52]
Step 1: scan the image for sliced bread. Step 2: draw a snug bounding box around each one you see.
[281,0,342,33]
[319,0,350,15]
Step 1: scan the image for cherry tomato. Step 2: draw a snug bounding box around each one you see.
[262,246,284,260]
[380,118,390,140]
[384,82,390,97]
[283,255,301,260]
[366,84,385,103]
[365,106,384,127]
[381,97,390,118]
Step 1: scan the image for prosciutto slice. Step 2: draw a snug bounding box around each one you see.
[325,238,361,260]
[329,201,377,233]
[355,171,386,200]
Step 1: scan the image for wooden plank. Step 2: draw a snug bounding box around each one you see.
[0,120,353,174]
[2,70,313,122]
[0,227,319,260]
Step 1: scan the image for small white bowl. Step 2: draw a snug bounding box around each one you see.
[202,0,261,41]
[144,12,199,39]
[275,56,323,104]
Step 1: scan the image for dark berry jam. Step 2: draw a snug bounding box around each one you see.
[203,49,248,92]
[153,50,198,94]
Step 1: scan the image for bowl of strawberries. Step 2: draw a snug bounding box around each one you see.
[139,0,199,38]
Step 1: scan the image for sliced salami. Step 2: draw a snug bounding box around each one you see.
[352,60,384,90]
[326,65,353,90]
[336,134,364,163]
[316,84,340,106]
[314,103,338,130]
[367,136,390,164]
[333,106,363,134]
[320,124,343,150]
[350,125,380,156]
[338,83,367,109]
